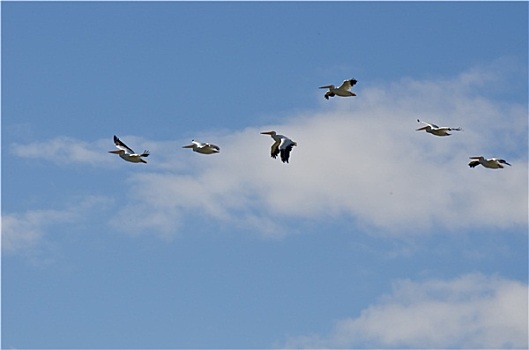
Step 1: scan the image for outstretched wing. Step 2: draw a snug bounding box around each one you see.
[114,135,135,154]
[416,119,439,129]
[338,79,357,91]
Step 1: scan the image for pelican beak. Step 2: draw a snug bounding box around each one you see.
[416,126,428,131]
[182,144,194,148]
[260,131,274,135]
[108,150,121,154]
[504,161,512,166]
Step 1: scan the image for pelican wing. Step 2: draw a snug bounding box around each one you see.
[468,160,480,168]
[114,135,135,154]
[337,79,357,91]
[205,143,220,151]
[417,119,439,129]
[270,140,280,159]
[493,158,511,167]
[279,138,296,163]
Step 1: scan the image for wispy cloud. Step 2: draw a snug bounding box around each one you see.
[283,274,528,349]
[10,135,192,170]
[10,136,115,166]
[2,196,112,255]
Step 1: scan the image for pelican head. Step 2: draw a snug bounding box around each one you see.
[182,139,198,149]
[499,159,511,166]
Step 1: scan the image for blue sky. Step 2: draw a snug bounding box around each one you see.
[2,1,528,349]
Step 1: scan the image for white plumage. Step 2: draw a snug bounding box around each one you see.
[319,78,358,100]
[468,156,511,169]
[182,140,220,154]
[260,131,297,163]
[108,135,150,163]
[416,119,462,137]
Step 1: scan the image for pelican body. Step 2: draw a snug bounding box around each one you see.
[416,119,462,136]
[182,140,220,154]
[468,156,511,169]
[319,79,358,100]
[261,131,297,163]
[108,135,149,163]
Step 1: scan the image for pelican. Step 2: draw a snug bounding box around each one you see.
[108,135,149,163]
[319,78,358,100]
[416,119,462,136]
[468,156,511,169]
[260,131,297,163]
[182,140,220,154]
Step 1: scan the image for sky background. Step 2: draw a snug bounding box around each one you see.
[2,1,528,349]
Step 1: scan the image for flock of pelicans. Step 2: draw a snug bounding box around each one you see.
[108,78,512,169]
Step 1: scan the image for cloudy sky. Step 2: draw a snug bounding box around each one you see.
[2,1,528,349]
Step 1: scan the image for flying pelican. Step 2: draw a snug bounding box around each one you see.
[319,79,358,100]
[182,140,220,154]
[468,156,511,169]
[260,131,297,163]
[416,119,462,136]
[108,135,149,163]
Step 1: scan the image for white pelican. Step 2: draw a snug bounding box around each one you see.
[468,156,511,169]
[319,78,358,100]
[416,119,462,136]
[182,140,220,154]
[260,131,297,163]
[108,135,149,163]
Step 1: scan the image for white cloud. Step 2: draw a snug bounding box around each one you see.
[2,196,112,255]
[283,274,528,349]
[10,64,526,239]
[10,136,115,166]
[111,66,527,237]
[9,135,164,167]
[2,210,67,254]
